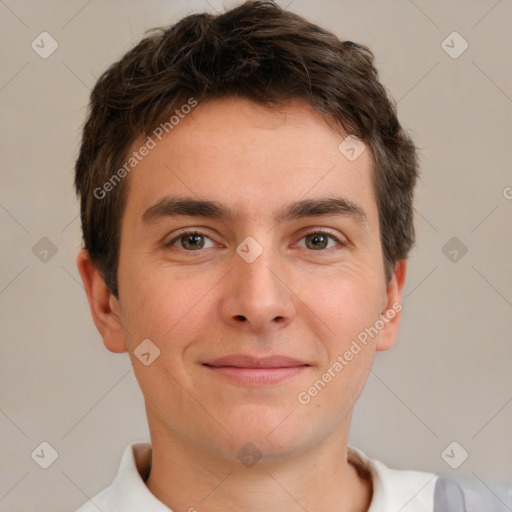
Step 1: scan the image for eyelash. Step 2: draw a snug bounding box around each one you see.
[165,229,347,252]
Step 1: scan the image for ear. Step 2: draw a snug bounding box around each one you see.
[76,249,128,353]
[375,260,407,352]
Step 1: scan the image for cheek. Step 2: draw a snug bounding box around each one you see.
[119,272,180,346]
[120,268,218,356]
[301,272,384,348]
[123,273,206,408]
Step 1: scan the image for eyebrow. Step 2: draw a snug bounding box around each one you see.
[141,195,368,227]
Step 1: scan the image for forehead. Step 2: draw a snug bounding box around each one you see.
[122,97,378,229]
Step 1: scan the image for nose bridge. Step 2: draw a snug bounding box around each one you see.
[222,234,295,329]
[239,243,279,300]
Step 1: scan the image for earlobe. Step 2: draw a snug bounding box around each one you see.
[76,249,128,353]
[375,260,407,352]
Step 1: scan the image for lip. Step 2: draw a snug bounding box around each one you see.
[202,355,310,386]
[204,355,309,368]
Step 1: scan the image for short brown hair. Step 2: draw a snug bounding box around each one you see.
[75,0,418,299]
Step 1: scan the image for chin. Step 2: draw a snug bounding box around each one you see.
[220,409,316,461]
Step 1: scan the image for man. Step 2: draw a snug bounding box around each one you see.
[74,1,506,510]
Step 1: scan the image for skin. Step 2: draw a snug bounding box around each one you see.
[77,97,407,512]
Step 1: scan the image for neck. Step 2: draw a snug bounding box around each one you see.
[144,420,373,512]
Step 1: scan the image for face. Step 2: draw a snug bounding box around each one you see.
[79,97,406,464]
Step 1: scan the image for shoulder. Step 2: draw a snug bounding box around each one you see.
[434,475,512,512]
[348,446,511,512]
[71,442,155,512]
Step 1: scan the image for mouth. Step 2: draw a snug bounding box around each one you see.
[202,355,310,385]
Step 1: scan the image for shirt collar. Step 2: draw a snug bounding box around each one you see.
[110,442,171,511]
[349,445,437,511]
[107,442,436,512]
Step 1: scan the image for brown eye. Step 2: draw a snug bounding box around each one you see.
[305,233,329,250]
[181,233,205,250]
[298,231,344,251]
[166,231,215,250]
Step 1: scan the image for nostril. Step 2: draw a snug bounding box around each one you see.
[235,315,247,321]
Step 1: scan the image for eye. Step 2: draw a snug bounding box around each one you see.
[297,230,346,251]
[165,229,346,252]
[165,230,216,251]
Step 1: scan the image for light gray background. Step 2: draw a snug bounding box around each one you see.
[1,0,511,511]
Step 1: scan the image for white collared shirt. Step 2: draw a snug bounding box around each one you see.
[74,442,444,511]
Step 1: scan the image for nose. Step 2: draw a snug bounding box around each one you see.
[219,240,296,334]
